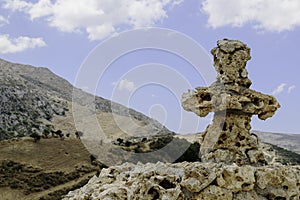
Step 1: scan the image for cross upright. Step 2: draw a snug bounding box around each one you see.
[182,39,280,165]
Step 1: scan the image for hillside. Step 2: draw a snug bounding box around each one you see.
[0,58,173,140]
[253,130,300,154]
[0,137,100,200]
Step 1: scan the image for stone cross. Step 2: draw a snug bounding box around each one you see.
[182,39,280,165]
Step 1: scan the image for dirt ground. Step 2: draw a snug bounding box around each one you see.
[0,137,100,200]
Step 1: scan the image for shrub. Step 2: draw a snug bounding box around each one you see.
[75,131,83,139]
[30,132,41,143]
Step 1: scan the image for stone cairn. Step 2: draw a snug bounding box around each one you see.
[182,39,280,165]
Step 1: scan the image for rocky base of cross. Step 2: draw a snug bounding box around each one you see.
[200,112,265,165]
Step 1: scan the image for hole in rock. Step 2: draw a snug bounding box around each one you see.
[236,158,242,164]
[148,187,160,199]
[200,93,211,101]
[274,197,286,200]
[241,183,250,189]
[245,82,251,88]
[236,176,243,182]
[159,179,176,189]
[221,122,227,131]
[253,97,260,106]
[220,133,227,141]
[238,69,243,76]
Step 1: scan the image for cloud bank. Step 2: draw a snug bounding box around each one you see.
[201,0,300,32]
[0,34,46,54]
[3,0,182,41]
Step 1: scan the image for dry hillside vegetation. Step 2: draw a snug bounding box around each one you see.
[0,137,101,200]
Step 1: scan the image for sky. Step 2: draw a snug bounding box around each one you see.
[0,0,299,134]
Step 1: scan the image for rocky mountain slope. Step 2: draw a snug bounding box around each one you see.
[254,130,300,154]
[0,58,173,140]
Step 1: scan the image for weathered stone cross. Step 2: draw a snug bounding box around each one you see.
[182,39,280,165]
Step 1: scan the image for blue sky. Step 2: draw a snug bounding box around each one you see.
[0,0,299,134]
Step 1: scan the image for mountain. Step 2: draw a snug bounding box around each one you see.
[0,58,173,141]
[253,130,300,154]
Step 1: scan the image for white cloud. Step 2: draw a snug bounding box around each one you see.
[201,0,300,32]
[288,85,296,94]
[0,34,46,54]
[87,24,115,41]
[272,83,287,95]
[2,0,53,19]
[3,0,182,41]
[28,0,53,19]
[171,0,184,6]
[2,0,29,11]
[0,15,9,27]
[117,79,135,92]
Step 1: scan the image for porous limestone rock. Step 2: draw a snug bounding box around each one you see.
[198,185,233,200]
[63,162,300,200]
[182,39,280,165]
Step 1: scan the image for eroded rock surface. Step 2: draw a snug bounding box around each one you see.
[63,162,300,200]
[182,39,280,165]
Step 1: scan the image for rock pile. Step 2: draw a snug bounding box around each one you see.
[63,162,300,200]
[182,39,280,165]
